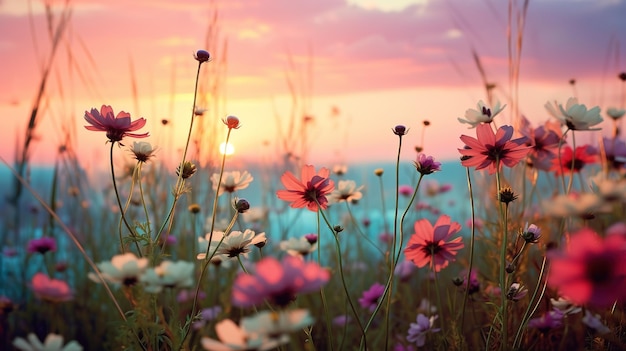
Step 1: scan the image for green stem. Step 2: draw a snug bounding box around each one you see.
[459,167,476,343]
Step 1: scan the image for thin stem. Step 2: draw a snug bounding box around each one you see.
[513,256,549,348]
[459,167,476,342]
[315,210,334,351]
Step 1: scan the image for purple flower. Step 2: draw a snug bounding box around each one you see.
[522,223,541,243]
[407,314,440,347]
[27,237,57,255]
[603,137,626,170]
[394,260,416,282]
[414,154,441,175]
[359,282,385,312]
[332,314,352,327]
[527,310,564,332]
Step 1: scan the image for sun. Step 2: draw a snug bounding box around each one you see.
[219,142,235,156]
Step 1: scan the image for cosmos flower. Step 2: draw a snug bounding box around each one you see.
[276,165,335,212]
[551,144,597,175]
[521,223,541,244]
[519,116,562,171]
[606,107,626,121]
[327,179,364,204]
[211,171,254,196]
[87,253,149,286]
[394,260,416,282]
[140,260,195,293]
[541,192,605,219]
[545,97,603,131]
[459,124,530,175]
[84,105,148,143]
[457,100,506,128]
[414,154,441,175]
[197,230,266,261]
[30,273,73,303]
[279,236,317,257]
[27,237,57,255]
[13,333,82,351]
[398,185,413,197]
[406,314,440,347]
[603,137,626,170]
[506,282,528,301]
[358,282,385,312]
[547,227,626,307]
[527,310,564,332]
[550,297,581,315]
[129,141,156,163]
[404,215,464,272]
[232,256,330,307]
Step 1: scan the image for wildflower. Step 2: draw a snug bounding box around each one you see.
[232,255,330,307]
[27,237,57,254]
[140,260,195,293]
[194,49,211,63]
[333,314,352,327]
[603,137,626,169]
[582,310,610,334]
[417,298,437,314]
[394,260,416,282]
[406,314,440,347]
[84,105,148,143]
[328,180,364,204]
[358,282,385,312]
[457,269,480,294]
[88,253,149,286]
[589,174,626,203]
[200,318,280,351]
[606,107,625,121]
[519,117,562,171]
[414,153,441,175]
[176,161,197,179]
[424,180,452,197]
[498,187,518,204]
[458,124,530,175]
[31,273,73,302]
[241,309,313,343]
[404,215,464,272]
[276,165,335,212]
[13,333,82,351]
[129,141,156,162]
[398,185,413,197]
[393,125,408,136]
[550,297,581,315]
[332,164,348,176]
[457,100,506,128]
[545,97,603,131]
[521,223,541,243]
[222,115,241,129]
[197,230,266,260]
[542,192,604,219]
[547,227,626,307]
[506,282,528,301]
[211,171,253,196]
[279,236,317,257]
[304,233,318,244]
[241,207,267,224]
[551,144,597,175]
[527,310,564,332]
[193,305,223,330]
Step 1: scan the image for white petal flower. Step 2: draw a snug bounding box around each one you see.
[328,180,364,204]
[545,97,603,131]
[279,236,317,257]
[211,171,254,196]
[457,100,506,128]
[197,230,266,261]
[140,260,195,293]
[13,333,82,351]
[606,107,626,120]
[200,318,280,351]
[88,253,149,286]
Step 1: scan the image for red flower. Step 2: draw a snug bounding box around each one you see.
[548,228,626,308]
[459,124,530,174]
[276,165,335,212]
[404,215,464,272]
[551,144,597,175]
[84,105,149,143]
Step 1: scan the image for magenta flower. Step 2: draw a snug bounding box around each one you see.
[414,154,441,175]
[519,117,562,171]
[459,124,530,175]
[27,237,57,254]
[30,273,73,302]
[276,165,335,212]
[358,282,385,312]
[398,185,414,197]
[527,310,564,332]
[84,105,149,143]
[232,256,330,307]
[404,215,464,272]
[548,227,626,308]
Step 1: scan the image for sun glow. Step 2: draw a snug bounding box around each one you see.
[219,142,235,156]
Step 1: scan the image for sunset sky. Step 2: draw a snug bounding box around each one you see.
[1,0,625,170]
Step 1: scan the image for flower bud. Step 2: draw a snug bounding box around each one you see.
[393,125,408,136]
[194,50,211,63]
[235,198,250,213]
[176,161,197,179]
[223,115,241,129]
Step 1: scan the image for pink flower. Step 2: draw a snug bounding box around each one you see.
[398,185,414,197]
[404,215,464,272]
[84,105,148,143]
[30,273,73,302]
[27,237,57,254]
[358,282,385,312]
[222,115,241,129]
[548,228,626,307]
[276,165,335,212]
[414,154,441,175]
[232,256,330,307]
[519,117,562,171]
[459,124,530,174]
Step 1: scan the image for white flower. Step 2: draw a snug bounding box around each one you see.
[129,141,156,162]
[506,282,528,301]
[582,310,610,334]
[328,180,364,204]
[200,319,280,351]
[140,260,195,293]
[589,173,626,203]
[545,97,603,131]
[457,100,506,128]
[197,230,266,260]
[88,253,149,286]
[279,236,317,257]
[550,297,582,315]
[211,171,253,196]
[242,309,313,341]
[241,207,267,223]
[13,333,82,351]
[542,192,606,218]
[606,107,626,120]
